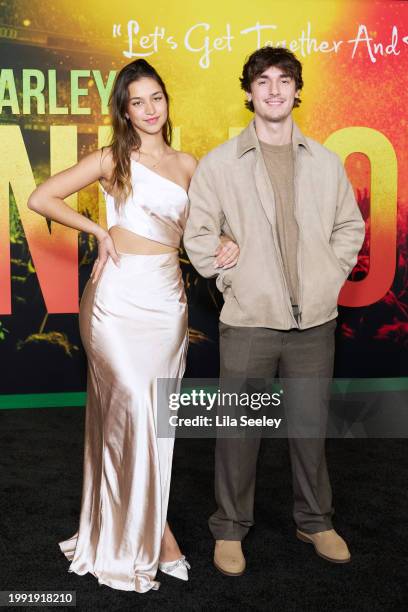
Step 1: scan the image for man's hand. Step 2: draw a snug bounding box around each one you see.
[214,234,240,270]
[91,230,120,284]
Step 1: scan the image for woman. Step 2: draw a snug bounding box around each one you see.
[28,59,239,593]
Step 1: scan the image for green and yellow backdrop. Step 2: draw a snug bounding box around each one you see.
[0,0,406,407]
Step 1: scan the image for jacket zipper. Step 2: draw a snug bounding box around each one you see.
[293,146,302,329]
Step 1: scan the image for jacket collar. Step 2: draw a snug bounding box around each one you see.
[236,119,313,158]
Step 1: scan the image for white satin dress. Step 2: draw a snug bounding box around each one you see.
[59,160,189,593]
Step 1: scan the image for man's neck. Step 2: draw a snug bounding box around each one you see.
[254,114,293,146]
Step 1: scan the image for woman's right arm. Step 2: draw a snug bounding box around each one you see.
[28,148,119,282]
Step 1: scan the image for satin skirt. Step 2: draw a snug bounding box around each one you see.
[59,251,188,593]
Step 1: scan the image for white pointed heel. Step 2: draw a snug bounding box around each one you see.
[158,555,191,581]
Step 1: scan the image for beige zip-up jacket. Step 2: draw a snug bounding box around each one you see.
[183,120,365,330]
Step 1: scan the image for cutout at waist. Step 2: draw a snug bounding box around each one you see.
[109,226,178,255]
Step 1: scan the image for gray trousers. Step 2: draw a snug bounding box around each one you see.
[208,319,336,540]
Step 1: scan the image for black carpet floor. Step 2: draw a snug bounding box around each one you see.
[1,407,408,612]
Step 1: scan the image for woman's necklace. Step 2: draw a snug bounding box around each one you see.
[138,148,167,169]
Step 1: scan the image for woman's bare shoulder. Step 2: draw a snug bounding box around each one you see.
[174,150,198,176]
[99,145,115,179]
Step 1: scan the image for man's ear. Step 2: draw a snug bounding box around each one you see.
[246,91,252,103]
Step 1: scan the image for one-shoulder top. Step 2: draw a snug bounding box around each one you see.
[101,160,190,248]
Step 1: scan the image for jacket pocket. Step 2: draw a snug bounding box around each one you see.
[323,250,347,318]
[328,245,346,279]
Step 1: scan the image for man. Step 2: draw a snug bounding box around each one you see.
[183,47,365,575]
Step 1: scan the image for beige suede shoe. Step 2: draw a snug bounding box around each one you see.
[214,540,246,576]
[296,528,351,563]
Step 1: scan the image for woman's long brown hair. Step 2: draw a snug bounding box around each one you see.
[106,59,172,207]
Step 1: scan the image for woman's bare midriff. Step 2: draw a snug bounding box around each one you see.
[109,225,178,255]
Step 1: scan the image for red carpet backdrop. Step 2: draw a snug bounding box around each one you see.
[0,0,407,398]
